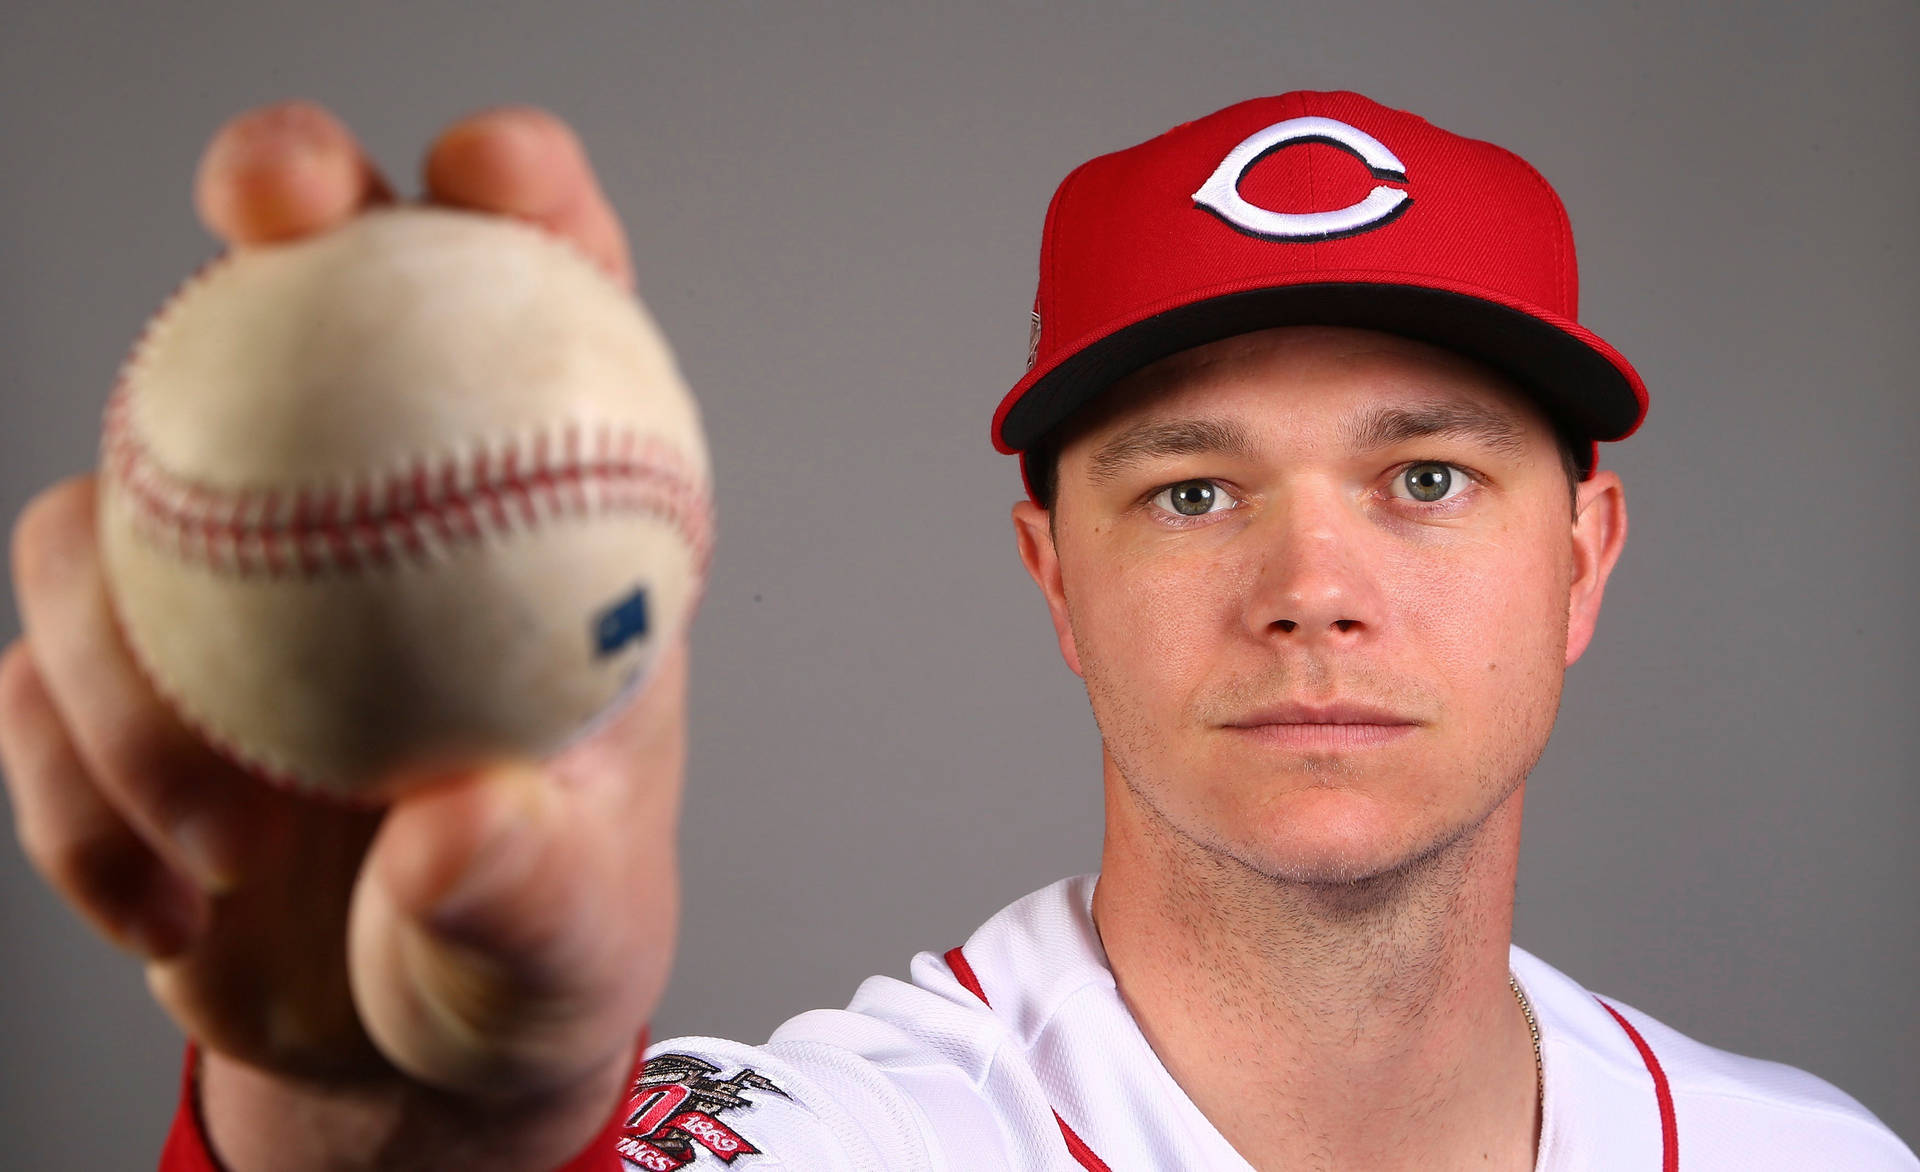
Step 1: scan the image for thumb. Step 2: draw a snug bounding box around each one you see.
[348,760,642,1097]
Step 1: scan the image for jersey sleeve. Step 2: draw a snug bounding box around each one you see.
[155,1020,1001,1172]
[157,1041,639,1172]
[618,1034,952,1171]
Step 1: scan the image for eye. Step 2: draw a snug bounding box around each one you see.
[1391,462,1468,504]
[1150,479,1239,518]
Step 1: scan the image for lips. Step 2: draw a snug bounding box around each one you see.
[1221,702,1421,750]
[1223,701,1419,729]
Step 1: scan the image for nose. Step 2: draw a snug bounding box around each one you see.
[1242,484,1387,644]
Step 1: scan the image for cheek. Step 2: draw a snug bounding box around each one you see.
[1386,524,1570,729]
[1063,540,1239,722]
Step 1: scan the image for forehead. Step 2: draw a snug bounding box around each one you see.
[1061,325,1550,452]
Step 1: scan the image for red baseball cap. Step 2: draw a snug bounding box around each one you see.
[991,91,1648,492]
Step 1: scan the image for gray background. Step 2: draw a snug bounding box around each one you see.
[2,0,1914,1161]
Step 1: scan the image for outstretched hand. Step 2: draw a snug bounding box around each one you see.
[1,102,686,1170]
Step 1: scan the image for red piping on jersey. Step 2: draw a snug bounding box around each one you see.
[948,946,1680,1172]
[1598,998,1681,1172]
[944,947,1115,1172]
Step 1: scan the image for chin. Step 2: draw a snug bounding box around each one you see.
[1224,788,1463,889]
[1247,845,1432,890]
[1242,839,1423,889]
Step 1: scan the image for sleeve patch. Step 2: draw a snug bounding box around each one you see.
[617,1052,791,1169]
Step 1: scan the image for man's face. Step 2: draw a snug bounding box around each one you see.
[1016,326,1625,886]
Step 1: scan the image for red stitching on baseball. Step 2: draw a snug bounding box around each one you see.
[103,383,714,581]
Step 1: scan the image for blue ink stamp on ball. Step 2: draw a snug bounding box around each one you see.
[593,586,650,658]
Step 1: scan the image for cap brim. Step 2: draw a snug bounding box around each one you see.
[995,280,1648,466]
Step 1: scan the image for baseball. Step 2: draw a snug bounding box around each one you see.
[96,205,713,802]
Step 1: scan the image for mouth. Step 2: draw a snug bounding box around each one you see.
[1221,702,1421,750]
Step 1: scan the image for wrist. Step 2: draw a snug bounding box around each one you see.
[197,1040,638,1172]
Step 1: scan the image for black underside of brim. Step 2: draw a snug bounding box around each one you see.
[1003,284,1640,468]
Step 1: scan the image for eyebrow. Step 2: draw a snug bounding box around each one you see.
[1084,417,1257,485]
[1342,401,1531,459]
[1081,400,1534,485]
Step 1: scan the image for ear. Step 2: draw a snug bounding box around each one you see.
[1565,469,1628,666]
[1012,500,1084,677]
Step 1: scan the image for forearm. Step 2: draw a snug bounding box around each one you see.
[194,1044,637,1172]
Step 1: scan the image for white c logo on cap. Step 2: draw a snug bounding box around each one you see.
[1192,115,1411,242]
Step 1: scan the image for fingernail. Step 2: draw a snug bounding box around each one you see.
[482,108,552,154]
[486,113,564,208]
[427,766,550,931]
[215,105,334,181]
[172,813,241,892]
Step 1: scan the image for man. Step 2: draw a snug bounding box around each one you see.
[1,92,1912,1170]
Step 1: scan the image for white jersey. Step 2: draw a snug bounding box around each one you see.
[621,875,1917,1170]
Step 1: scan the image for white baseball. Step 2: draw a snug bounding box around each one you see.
[97,205,713,802]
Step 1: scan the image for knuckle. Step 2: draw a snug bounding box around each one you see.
[10,477,95,602]
[29,820,145,920]
[16,812,75,889]
[91,717,212,826]
[0,640,39,727]
[0,642,53,772]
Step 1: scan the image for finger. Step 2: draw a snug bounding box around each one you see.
[351,759,659,1095]
[11,478,269,890]
[193,100,395,246]
[0,641,209,957]
[342,637,688,1093]
[378,637,688,923]
[421,106,635,289]
[350,635,690,1095]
